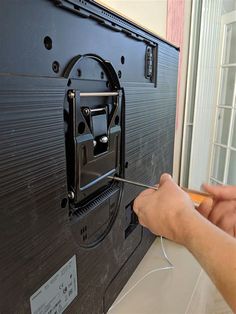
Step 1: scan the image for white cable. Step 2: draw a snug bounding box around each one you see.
[108,236,174,312]
[160,236,174,268]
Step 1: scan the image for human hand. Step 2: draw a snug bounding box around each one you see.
[197,184,236,237]
[133,173,195,244]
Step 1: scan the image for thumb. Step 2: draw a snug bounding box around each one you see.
[159,173,172,186]
[202,184,236,200]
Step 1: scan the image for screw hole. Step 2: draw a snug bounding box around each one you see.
[52,61,60,73]
[77,69,82,77]
[115,115,119,125]
[125,162,129,168]
[121,56,125,64]
[44,36,52,50]
[78,121,86,134]
[61,198,68,208]
[100,71,104,79]
[67,79,72,86]
[118,70,122,78]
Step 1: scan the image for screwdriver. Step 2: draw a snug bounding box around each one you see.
[107,176,159,190]
[107,175,210,206]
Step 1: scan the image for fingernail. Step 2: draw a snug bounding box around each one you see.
[161,173,172,180]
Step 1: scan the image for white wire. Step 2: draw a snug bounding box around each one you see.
[160,236,174,268]
[108,236,174,312]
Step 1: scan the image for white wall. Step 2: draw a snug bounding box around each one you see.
[95,0,168,39]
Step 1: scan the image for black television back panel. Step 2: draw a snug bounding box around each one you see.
[0,1,179,313]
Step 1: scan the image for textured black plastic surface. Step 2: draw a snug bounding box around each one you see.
[0,1,178,313]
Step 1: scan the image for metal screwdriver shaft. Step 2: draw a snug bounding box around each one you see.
[108,177,210,208]
[107,176,158,191]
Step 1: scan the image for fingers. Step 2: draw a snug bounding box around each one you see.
[197,197,214,218]
[133,198,139,215]
[159,173,172,186]
[208,201,235,226]
[202,184,236,200]
[133,191,149,214]
[204,199,236,237]
[133,173,172,212]
[197,191,236,238]
[133,197,149,229]
[135,208,147,228]
[134,173,175,226]
[218,217,236,235]
[133,177,163,218]
[215,213,236,236]
[136,188,156,197]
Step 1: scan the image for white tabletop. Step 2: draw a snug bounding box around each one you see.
[108,238,201,314]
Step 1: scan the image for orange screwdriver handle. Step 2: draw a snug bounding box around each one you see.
[182,187,211,207]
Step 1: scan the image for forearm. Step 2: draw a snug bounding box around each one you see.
[133,175,236,310]
[183,211,236,312]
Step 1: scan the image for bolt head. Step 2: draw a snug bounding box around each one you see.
[100,136,108,144]
[68,191,75,199]
[68,91,75,99]
[83,108,90,116]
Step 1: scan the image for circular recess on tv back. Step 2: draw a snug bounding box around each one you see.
[70,184,121,248]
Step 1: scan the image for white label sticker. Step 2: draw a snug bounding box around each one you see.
[30,255,78,314]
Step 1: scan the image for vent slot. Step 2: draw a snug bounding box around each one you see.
[72,185,119,218]
[125,201,139,238]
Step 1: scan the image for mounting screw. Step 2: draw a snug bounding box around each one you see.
[83,108,90,116]
[68,191,75,199]
[68,90,75,99]
[100,136,108,144]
